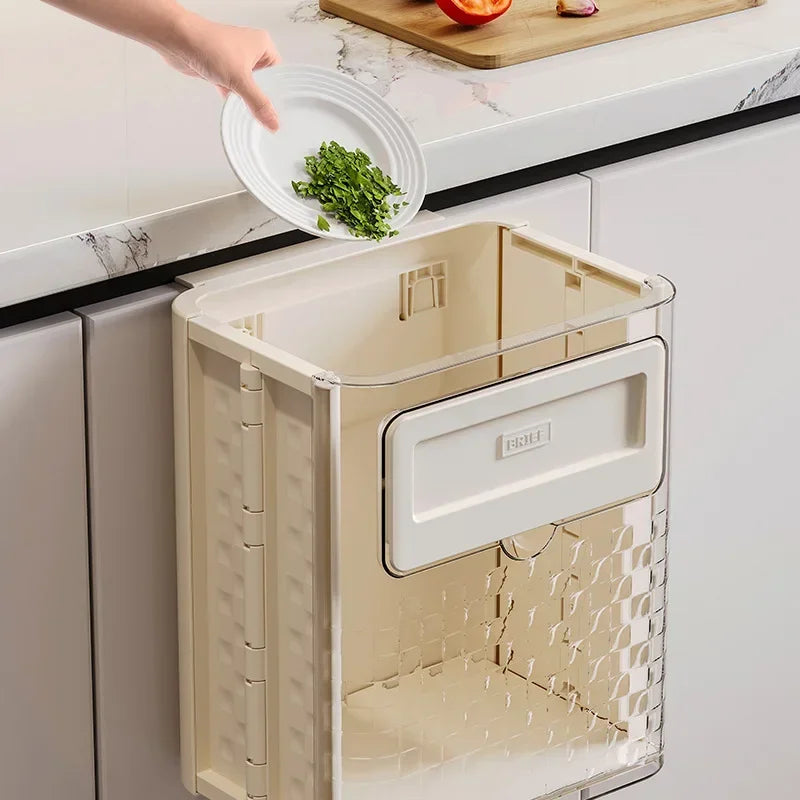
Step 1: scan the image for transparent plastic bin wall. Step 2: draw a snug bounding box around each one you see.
[173,221,674,800]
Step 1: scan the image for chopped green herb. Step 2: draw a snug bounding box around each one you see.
[292,141,406,241]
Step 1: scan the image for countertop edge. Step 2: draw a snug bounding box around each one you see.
[1,42,800,319]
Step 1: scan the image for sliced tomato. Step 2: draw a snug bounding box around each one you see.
[436,0,512,27]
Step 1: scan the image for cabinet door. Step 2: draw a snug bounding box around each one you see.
[79,287,193,800]
[587,116,800,798]
[0,313,95,800]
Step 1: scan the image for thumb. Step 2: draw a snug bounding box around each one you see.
[235,73,279,132]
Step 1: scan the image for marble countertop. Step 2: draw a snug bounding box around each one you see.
[2,0,800,309]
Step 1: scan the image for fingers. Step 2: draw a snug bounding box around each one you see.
[235,73,280,132]
[255,32,282,68]
[255,49,282,70]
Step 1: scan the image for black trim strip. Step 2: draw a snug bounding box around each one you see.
[423,95,800,210]
[0,228,314,329]
[2,94,800,329]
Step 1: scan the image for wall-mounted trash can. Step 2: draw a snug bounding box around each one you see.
[173,219,674,800]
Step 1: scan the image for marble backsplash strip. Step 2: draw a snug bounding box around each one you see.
[0,193,286,307]
[736,51,800,110]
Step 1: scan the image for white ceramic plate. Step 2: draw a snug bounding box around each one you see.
[221,65,427,241]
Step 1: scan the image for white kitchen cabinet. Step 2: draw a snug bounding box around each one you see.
[0,313,95,800]
[587,115,800,799]
[79,287,193,800]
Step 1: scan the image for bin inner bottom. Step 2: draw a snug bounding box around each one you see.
[342,657,648,800]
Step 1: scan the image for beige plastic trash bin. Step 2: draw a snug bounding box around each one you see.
[173,219,674,800]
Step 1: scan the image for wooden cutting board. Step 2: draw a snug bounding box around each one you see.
[319,0,765,69]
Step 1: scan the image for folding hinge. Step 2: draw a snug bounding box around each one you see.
[240,363,267,798]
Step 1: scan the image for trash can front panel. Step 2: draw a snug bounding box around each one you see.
[173,220,673,800]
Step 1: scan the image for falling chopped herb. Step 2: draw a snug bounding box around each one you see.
[292,141,408,241]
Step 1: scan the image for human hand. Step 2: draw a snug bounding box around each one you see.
[157,12,282,131]
[43,1,281,130]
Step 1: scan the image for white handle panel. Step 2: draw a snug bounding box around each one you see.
[384,339,666,575]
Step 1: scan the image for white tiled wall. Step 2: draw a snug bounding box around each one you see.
[0,0,286,252]
[125,1,344,218]
[0,0,128,251]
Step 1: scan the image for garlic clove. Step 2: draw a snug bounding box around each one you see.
[556,0,599,16]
